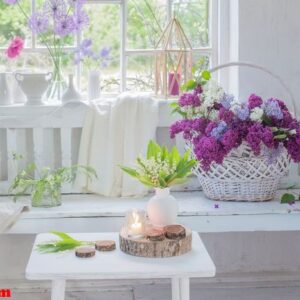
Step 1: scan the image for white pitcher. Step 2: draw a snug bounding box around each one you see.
[15,72,52,105]
[0,73,11,105]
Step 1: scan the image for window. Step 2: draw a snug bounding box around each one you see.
[0,0,217,95]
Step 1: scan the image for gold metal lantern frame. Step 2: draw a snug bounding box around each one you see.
[155,17,193,98]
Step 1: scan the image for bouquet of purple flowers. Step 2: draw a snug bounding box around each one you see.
[170,72,300,171]
[4,0,90,94]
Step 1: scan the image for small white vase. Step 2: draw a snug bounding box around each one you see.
[62,74,82,103]
[147,188,178,226]
[88,70,101,101]
[0,73,11,105]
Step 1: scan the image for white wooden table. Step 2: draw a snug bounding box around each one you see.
[26,232,216,300]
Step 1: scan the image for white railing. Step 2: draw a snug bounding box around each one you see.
[0,101,181,195]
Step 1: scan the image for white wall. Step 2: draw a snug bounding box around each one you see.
[237,0,300,116]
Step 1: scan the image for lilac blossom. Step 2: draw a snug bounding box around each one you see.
[236,106,250,121]
[178,93,201,107]
[264,98,284,120]
[221,93,234,109]
[28,13,49,34]
[170,81,300,169]
[211,121,227,140]
[248,94,263,109]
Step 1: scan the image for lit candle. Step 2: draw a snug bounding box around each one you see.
[126,209,146,238]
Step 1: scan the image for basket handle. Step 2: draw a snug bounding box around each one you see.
[208,61,297,117]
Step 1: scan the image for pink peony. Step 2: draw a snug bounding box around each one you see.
[6,36,24,59]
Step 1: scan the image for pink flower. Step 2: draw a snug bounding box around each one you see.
[6,36,24,59]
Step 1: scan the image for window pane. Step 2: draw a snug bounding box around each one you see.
[127,0,167,49]
[81,3,121,93]
[0,1,31,48]
[173,0,210,48]
[126,55,155,92]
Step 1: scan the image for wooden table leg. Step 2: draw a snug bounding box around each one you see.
[179,278,190,300]
[172,278,180,300]
[51,280,66,300]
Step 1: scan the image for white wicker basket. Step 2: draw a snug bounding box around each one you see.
[190,143,290,201]
[190,62,296,202]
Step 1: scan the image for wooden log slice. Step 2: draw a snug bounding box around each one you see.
[75,247,96,258]
[119,227,192,258]
[95,240,116,251]
[145,227,166,242]
[164,225,186,240]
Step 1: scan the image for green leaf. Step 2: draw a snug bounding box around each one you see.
[120,166,139,178]
[182,79,197,91]
[201,70,211,80]
[274,134,287,140]
[281,193,296,203]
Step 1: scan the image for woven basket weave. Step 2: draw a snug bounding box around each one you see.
[190,143,290,201]
[189,61,295,202]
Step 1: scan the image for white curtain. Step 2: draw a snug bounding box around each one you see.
[75,93,159,197]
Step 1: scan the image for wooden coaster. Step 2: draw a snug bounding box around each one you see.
[95,240,116,251]
[164,225,186,240]
[145,227,165,242]
[75,247,95,258]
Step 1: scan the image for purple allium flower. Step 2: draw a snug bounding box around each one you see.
[100,47,110,58]
[248,93,263,109]
[236,106,250,121]
[211,121,227,140]
[54,15,75,36]
[264,98,284,120]
[221,93,234,109]
[3,0,19,4]
[73,10,89,30]
[43,0,66,17]
[178,93,201,107]
[28,12,49,34]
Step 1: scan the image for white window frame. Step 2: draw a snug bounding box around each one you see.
[0,0,219,95]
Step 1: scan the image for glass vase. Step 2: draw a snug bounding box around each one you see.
[31,186,62,208]
[46,57,67,103]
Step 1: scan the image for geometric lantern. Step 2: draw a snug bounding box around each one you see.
[155,17,193,98]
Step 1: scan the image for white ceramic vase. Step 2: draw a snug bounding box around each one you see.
[0,73,11,105]
[88,70,101,101]
[62,74,81,103]
[147,188,178,226]
[15,72,52,105]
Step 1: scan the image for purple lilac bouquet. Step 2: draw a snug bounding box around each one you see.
[4,0,89,81]
[170,71,300,171]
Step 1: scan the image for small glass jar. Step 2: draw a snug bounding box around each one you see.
[123,209,146,239]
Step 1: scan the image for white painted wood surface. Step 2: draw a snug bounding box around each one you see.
[3,191,300,233]
[0,202,28,233]
[26,232,215,300]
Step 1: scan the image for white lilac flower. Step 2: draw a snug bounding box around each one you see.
[250,107,264,122]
